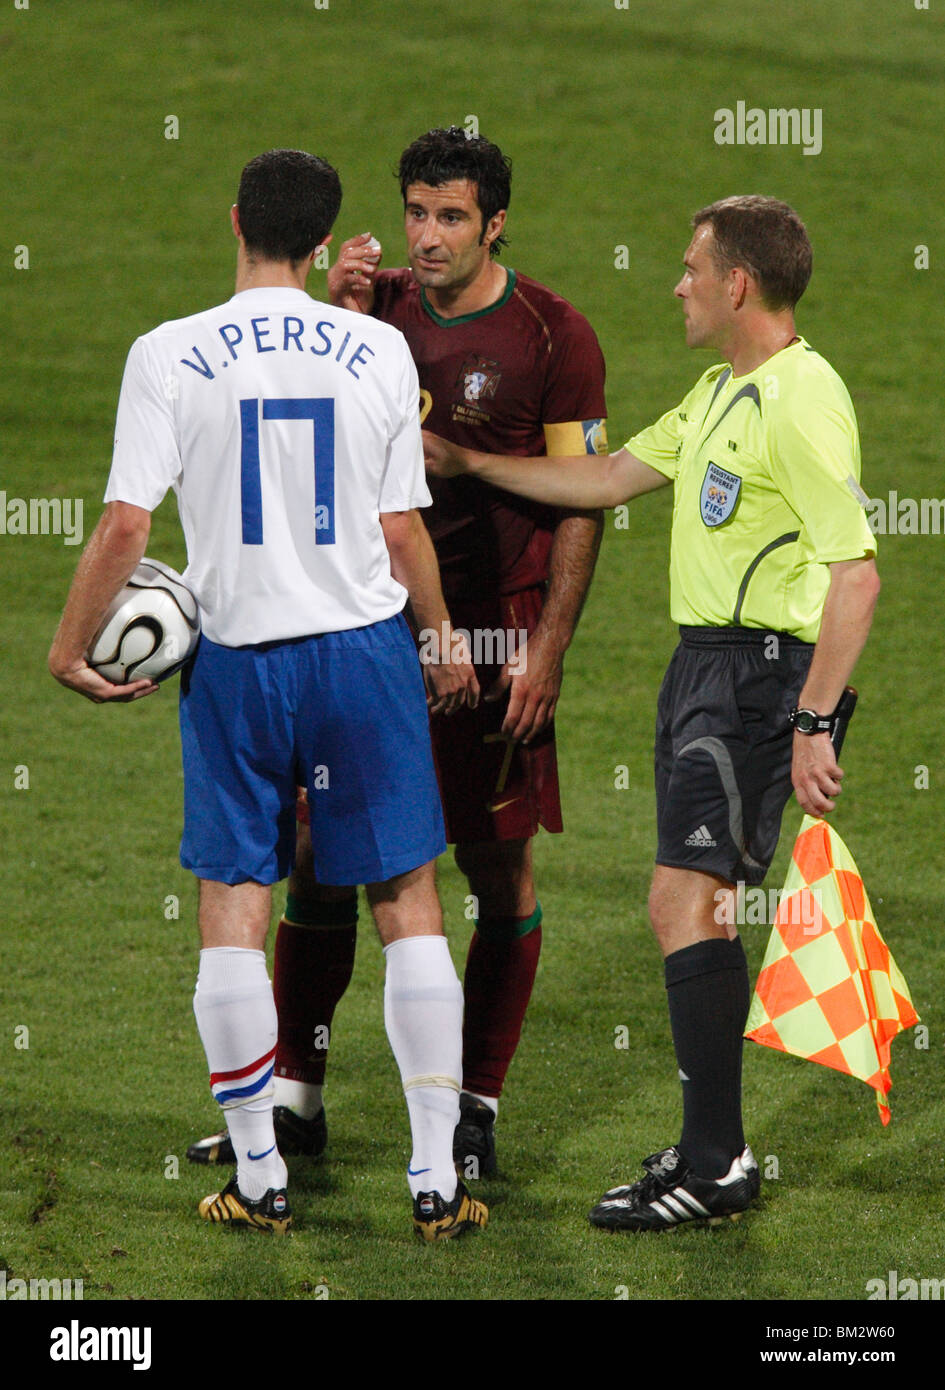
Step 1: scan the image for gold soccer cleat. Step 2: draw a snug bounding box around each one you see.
[413,1181,488,1243]
[198,1176,292,1233]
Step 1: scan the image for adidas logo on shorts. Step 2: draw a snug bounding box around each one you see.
[685,824,717,847]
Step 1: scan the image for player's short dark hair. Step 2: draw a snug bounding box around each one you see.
[693,195,812,311]
[398,127,512,257]
[237,149,342,264]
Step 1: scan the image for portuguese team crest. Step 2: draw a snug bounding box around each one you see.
[700,462,742,527]
[457,353,501,403]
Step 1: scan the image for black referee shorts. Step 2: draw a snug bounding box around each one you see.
[654,627,814,887]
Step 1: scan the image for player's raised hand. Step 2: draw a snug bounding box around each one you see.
[791,731,844,816]
[422,627,480,716]
[326,233,382,314]
[488,628,563,744]
[48,654,159,704]
[422,431,470,478]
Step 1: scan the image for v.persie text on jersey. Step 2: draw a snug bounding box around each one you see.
[179,314,379,383]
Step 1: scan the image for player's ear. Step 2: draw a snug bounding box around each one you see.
[230,205,241,239]
[482,208,507,251]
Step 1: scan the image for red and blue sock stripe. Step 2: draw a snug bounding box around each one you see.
[209,1045,276,1106]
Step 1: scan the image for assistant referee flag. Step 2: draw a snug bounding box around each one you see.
[745,816,918,1124]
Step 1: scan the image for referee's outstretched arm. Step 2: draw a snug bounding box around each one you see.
[422,433,669,511]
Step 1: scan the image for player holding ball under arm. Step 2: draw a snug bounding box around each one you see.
[50,149,487,1242]
[185,127,607,1182]
[425,196,879,1231]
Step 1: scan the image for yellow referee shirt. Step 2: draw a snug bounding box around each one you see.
[626,339,876,642]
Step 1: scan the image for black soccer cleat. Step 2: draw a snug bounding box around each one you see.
[452,1092,498,1179]
[272,1105,328,1158]
[413,1181,489,1243]
[198,1175,292,1233]
[589,1145,754,1233]
[186,1105,327,1166]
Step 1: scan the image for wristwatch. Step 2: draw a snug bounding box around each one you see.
[789,706,832,735]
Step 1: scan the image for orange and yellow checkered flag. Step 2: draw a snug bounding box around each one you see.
[745,815,918,1124]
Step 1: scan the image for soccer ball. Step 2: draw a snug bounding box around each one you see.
[88,558,200,684]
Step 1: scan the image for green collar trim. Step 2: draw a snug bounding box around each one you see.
[420,268,517,327]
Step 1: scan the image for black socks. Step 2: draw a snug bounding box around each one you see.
[663,936,751,1180]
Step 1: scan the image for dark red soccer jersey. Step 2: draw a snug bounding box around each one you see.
[372,267,607,602]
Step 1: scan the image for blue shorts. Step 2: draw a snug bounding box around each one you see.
[179,614,446,886]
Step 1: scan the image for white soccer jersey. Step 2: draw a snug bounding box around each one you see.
[105,287,431,645]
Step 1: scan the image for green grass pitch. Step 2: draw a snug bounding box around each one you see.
[2,0,944,1324]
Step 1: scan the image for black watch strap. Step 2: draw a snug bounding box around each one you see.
[789,706,832,736]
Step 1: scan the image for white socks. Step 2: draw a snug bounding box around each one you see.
[193,947,287,1201]
[272,1077,323,1119]
[384,935,463,1201]
[195,937,464,1204]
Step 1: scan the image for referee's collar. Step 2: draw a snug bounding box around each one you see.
[729,334,809,381]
